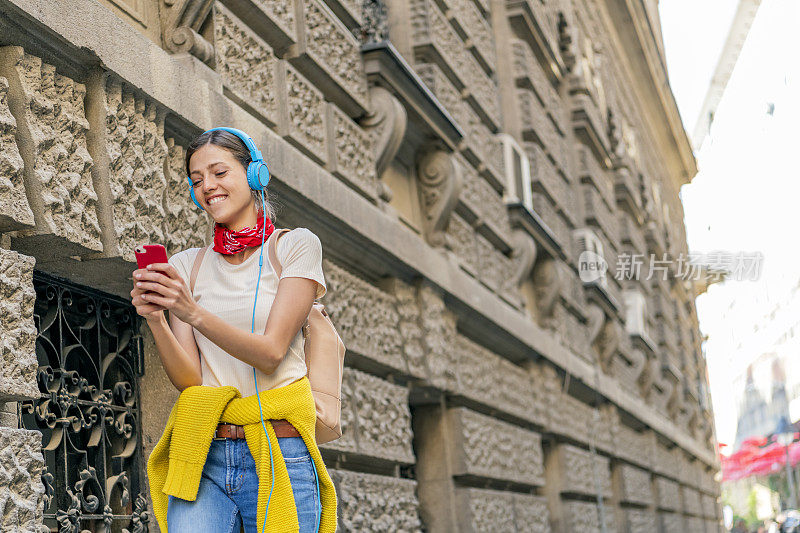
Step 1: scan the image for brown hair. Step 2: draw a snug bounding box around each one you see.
[185,129,276,220]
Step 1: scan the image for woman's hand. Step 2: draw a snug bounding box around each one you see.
[131,268,167,320]
[132,263,199,325]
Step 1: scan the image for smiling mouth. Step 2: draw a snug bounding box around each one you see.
[206,195,228,205]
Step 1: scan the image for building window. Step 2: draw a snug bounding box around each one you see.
[19,272,149,532]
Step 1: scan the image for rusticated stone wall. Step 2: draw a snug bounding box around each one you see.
[0,0,722,532]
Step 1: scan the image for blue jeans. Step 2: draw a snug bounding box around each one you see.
[167,437,321,532]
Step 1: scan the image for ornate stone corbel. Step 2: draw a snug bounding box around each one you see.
[586,303,619,372]
[162,0,215,63]
[362,86,406,202]
[415,146,461,247]
[597,320,621,373]
[532,258,562,329]
[626,348,647,385]
[639,355,657,400]
[502,229,538,294]
[586,303,605,349]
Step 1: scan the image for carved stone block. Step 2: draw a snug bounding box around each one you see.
[456,488,549,532]
[685,515,704,532]
[0,47,102,256]
[0,248,38,401]
[291,0,368,115]
[277,61,327,164]
[103,76,168,262]
[659,511,684,533]
[682,485,702,516]
[561,499,616,533]
[325,102,377,200]
[655,476,680,511]
[409,0,499,129]
[0,427,46,531]
[252,0,297,42]
[459,161,511,236]
[437,0,496,73]
[453,335,545,425]
[615,464,652,506]
[392,280,429,380]
[550,393,613,452]
[348,368,414,463]
[213,4,281,127]
[615,425,653,470]
[329,469,422,531]
[526,142,578,227]
[322,259,406,373]
[551,444,612,498]
[625,508,657,533]
[449,407,544,486]
[701,493,716,519]
[0,76,33,231]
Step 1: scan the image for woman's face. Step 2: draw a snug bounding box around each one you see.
[188,143,255,230]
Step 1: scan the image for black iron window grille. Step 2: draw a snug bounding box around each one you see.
[19,271,149,533]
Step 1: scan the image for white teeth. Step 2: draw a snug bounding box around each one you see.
[207,196,227,205]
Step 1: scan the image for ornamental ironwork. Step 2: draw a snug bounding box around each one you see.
[19,271,149,533]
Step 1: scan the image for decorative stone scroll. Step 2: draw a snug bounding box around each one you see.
[362,86,406,201]
[416,146,462,247]
[161,0,215,63]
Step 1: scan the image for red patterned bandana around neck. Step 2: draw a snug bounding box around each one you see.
[213,210,275,255]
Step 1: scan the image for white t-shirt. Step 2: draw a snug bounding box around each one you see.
[168,227,327,396]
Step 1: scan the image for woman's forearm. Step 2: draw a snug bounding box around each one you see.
[145,312,203,390]
[189,306,281,374]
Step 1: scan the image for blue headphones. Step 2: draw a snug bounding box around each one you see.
[186,126,271,210]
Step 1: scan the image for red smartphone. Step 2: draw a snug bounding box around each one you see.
[134,244,168,269]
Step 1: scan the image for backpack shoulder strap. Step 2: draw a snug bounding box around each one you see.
[267,228,291,278]
[189,245,210,294]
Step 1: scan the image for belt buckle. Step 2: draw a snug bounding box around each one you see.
[212,426,225,441]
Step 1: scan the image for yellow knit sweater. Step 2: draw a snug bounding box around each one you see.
[147,376,337,532]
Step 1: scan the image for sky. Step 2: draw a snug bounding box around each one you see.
[659,0,800,450]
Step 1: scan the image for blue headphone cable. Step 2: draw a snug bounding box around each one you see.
[250,191,320,533]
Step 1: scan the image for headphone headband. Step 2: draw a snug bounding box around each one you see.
[203,126,264,163]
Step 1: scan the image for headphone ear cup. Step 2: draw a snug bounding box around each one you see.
[247,161,270,190]
[246,162,262,191]
[256,162,270,189]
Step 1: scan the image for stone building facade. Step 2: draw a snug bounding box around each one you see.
[0,0,721,531]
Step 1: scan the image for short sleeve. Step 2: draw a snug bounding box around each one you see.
[168,248,198,285]
[276,228,327,299]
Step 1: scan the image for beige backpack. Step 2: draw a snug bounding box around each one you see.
[189,229,346,444]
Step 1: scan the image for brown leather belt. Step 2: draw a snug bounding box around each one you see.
[214,420,300,440]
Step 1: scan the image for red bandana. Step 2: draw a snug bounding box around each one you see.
[213,211,275,255]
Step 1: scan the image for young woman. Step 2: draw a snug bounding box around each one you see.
[131,128,332,532]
